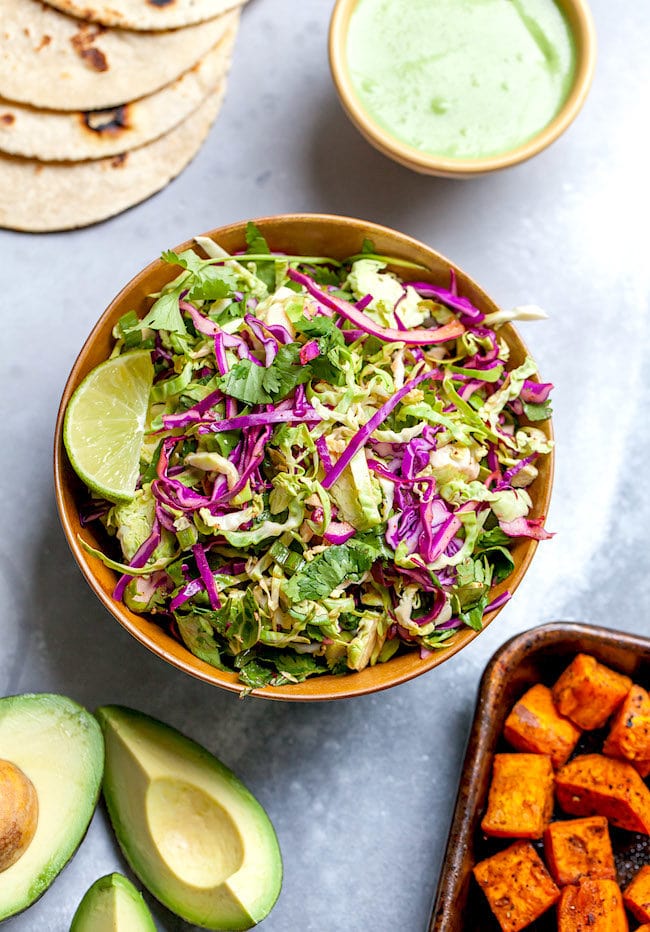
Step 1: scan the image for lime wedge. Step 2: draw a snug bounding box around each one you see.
[63,350,154,503]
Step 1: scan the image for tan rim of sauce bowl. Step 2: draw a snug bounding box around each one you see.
[54,214,554,701]
[329,0,596,177]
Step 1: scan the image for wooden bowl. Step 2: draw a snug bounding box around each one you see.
[329,0,596,177]
[54,214,554,700]
[430,621,650,930]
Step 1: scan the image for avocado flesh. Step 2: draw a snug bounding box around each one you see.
[0,694,104,921]
[70,872,156,932]
[96,706,282,931]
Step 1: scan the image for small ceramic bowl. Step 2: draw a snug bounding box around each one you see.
[54,214,554,700]
[329,0,596,177]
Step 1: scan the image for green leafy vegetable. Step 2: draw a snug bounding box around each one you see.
[73,235,553,690]
[219,343,310,405]
[139,290,186,335]
[284,538,381,602]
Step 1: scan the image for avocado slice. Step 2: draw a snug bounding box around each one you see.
[0,694,104,921]
[96,706,283,931]
[70,873,156,931]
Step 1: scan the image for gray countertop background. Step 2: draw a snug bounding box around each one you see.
[2,0,649,929]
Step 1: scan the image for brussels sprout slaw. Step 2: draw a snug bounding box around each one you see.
[77,224,553,689]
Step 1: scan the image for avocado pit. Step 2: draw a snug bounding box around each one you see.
[0,760,38,872]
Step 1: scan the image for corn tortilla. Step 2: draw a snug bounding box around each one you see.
[0,85,225,232]
[0,0,239,111]
[0,23,236,160]
[41,0,246,31]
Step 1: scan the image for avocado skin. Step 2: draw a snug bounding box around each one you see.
[95,705,283,931]
[0,694,104,922]
[70,872,156,931]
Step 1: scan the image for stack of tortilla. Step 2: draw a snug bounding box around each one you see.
[0,0,245,232]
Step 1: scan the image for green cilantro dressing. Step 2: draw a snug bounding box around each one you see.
[346,0,577,160]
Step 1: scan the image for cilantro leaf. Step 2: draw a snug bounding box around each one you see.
[294,315,345,384]
[219,360,269,405]
[161,248,239,303]
[219,343,310,405]
[139,289,186,335]
[284,540,377,602]
[161,248,206,273]
[245,222,275,292]
[309,266,343,287]
[189,266,237,302]
[295,314,344,346]
[355,526,394,561]
[272,653,322,681]
[266,344,311,398]
[237,659,275,689]
[245,222,271,256]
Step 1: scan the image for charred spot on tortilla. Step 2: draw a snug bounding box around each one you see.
[0,114,15,126]
[82,106,129,135]
[36,35,52,51]
[70,27,109,72]
[148,0,176,7]
[110,152,128,168]
[80,47,108,71]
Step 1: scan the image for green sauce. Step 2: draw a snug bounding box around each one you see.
[346,0,577,160]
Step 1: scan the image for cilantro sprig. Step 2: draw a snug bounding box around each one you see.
[218,344,311,406]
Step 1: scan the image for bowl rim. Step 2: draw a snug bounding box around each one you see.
[328,0,597,177]
[54,212,554,701]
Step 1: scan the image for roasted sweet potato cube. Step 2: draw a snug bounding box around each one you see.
[604,685,650,776]
[634,759,650,778]
[473,840,560,932]
[555,754,650,833]
[544,816,616,886]
[504,683,581,768]
[552,654,631,730]
[481,753,554,839]
[623,865,650,922]
[557,879,628,931]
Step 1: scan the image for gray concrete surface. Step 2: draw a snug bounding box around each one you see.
[1,0,649,929]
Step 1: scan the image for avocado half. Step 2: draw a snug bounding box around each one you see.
[71,873,156,931]
[0,694,104,921]
[96,706,283,931]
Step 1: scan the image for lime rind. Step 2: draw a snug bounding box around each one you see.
[64,350,154,503]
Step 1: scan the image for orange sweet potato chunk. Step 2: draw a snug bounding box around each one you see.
[623,864,650,922]
[473,840,560,932]
[544,816,616,886]
[634,926,650,931]
[557,879,628,931]
[604,685,650,776]
[504,683,582,768]
[555,754,650,833]
[481,753,554,839]
[552,654,631,730]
